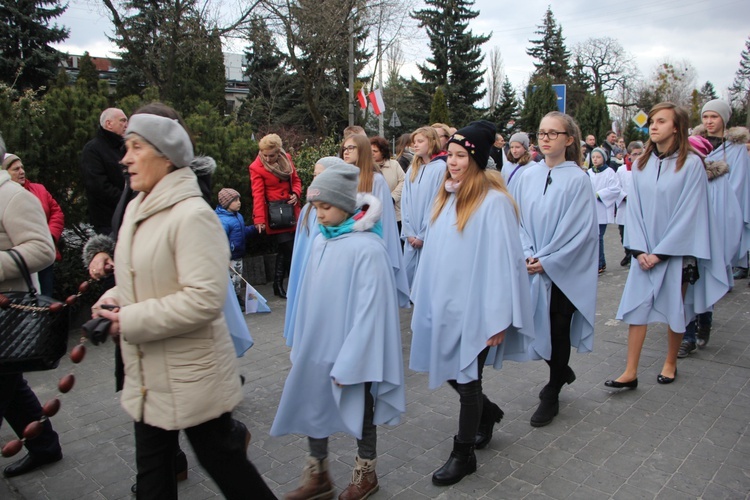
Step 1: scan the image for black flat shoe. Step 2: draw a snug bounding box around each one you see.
[3,452,62,477]
[657,370,677,384]
[604,378,638,389]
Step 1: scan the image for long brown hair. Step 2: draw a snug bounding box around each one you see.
[344,134,380,193]
[409,127,442,182]
[431,156,517,232]
[636,102,692,172]
[542,112,583,166]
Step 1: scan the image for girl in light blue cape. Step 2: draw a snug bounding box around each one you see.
[410,120,534,487]
[272,163,404,498]
[501,132,537,190]
[342,133,411,307]
[283,157,342,347]
[697,100,750,271]
[400,126,446,289]
[607,103,710,390]
[510,112,598,429]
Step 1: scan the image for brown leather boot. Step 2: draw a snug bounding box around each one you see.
[338,456,378,500]
[285,456,334,500]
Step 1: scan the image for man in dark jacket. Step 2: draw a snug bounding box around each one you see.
[80,108,127,235]
[489,133,506,170]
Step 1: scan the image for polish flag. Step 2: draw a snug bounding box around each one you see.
[368,88,385,116]
[357,88,367,110]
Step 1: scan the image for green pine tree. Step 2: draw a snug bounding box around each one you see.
[0,0,69,90]
[574,93,611,144]
[521,78,558,132]
[109,0,226,115]
[429,87,451,125]
[412,0,490,126]
[729,36,750,127]
[76,52,100,93]
[487,76,520,136]
[526,7,570,84]
[239,16,292,131]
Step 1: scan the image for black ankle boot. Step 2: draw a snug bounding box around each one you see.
[475,402,504,449]
[432,437,477,486]
[539,366,576,399]
[530,396,559,427]
[273,255,287,298]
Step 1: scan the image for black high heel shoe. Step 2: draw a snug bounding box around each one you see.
[604,378,638,389]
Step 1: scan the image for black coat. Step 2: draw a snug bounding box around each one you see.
[80,127,125,231]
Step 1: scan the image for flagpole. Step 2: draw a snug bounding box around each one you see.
[378,36,384,137]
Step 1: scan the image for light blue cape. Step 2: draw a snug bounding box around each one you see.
[283,203,320,346]
[271,231,404,439]
[410,188,534,389]
[684,164,742,319]
[706,140,750,265]
[617,153,710,332]
[400,158,446,289]
[511,161,599,359]
[373,173,411,307]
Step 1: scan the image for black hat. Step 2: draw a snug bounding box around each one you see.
[447,120,496,170]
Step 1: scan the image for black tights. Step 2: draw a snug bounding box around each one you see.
[448,347,491,444]
[547,284,575,393]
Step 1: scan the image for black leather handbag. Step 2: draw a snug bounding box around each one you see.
[267,200,296,229]
[0,249,69,374]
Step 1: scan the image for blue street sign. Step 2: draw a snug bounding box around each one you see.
[551,84,566,114]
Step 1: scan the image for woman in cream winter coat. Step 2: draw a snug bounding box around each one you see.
[93,110,275,499]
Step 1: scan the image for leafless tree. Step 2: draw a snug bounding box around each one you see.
[573,37,638,101]
[485,46,504,114]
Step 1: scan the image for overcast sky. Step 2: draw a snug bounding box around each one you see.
[55,0,749,102]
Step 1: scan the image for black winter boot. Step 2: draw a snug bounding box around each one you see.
[474,401,504,450]
[432,437,477,486]
[530,394,559,427]
[538,365,576,399]
[273,254,287,298]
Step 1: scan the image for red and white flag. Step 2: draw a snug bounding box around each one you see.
[357,88,367,110]
[368,88,385,116]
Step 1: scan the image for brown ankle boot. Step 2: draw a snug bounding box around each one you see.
[338,456,378,500]
[285,456,334,500]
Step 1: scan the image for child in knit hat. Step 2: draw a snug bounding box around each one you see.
[215,187,257,304]
[271,163,405,499]
[587,147,622,274]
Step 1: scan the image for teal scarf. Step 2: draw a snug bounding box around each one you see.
[319,209,383,239]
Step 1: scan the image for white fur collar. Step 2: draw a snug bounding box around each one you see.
[352,192,382,232]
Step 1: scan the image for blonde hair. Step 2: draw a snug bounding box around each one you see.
[432,123,451,139]
[431,156,517,232]
[344,134,380,193]
[258,133,283,151]
[409,127,442,182]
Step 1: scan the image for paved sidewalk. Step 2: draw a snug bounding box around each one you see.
[2,227,749,499]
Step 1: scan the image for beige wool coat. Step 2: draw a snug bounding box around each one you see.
[0,170,55,291]
[103,167,242,430]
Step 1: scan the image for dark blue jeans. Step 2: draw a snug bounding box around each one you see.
[0,373,62,459]
[684,312,713,342]
[598,224,607,269]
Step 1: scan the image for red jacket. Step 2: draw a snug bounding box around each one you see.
[248,154,302,235]
[24,180,65,261]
